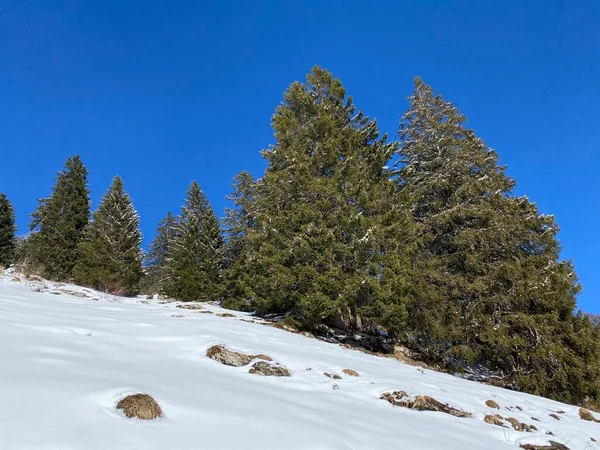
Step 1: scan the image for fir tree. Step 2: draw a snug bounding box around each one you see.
[242,67,416,334]
[0,193,16,267]
[27,156,90,280]
[142,212,176,295]
[397,78,599,404]
[164,181,224,302]
[73,176,143,296]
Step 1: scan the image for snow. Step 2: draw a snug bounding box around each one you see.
[1,273,599,450]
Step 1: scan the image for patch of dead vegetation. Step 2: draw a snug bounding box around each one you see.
[176,304,205,310]
[216,313,235,318]
[196,310,213,314]
[506,417,537,432]
[324,372,342,380]
[254,354,273,362]
[485,399,500,409]
[381,391,471,418]
[484,414,505,427]
[519,442,570,450]
[116,393,162,420]
[549,413,561,421]
[58,289,89,298]
[249,361,291,377]
[580,408,600,422]
[342,368,359,377]
[171,314,185,318]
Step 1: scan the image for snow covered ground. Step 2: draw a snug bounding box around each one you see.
[1,272,599,450]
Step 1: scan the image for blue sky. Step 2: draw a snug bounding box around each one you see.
[1,1,598,312]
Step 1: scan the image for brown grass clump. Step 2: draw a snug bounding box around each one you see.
[485,399,500,409]
[484,414,505,427]
[580,408,600,422]
[506,417,537,432]
[254,354,273,362]
[342,368,359,377]
[116,394,162,420]
[176,304,205,310]
[216,313,235,318]
[381,391,471,418]
[549,413,561,421]
[324,372,342,380]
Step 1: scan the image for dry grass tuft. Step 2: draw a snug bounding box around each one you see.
[549,413,561,421]
[519,441,570,450]
[248,361,291,377]
[324,372,342,380]
[579,407,600,422]
[116,393,162,420]
[381,391,471,418]
[485,399,500,409]
[342,368,359,377]
[484,414,505,427]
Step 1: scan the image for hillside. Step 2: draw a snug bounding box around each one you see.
[0,272,598,450]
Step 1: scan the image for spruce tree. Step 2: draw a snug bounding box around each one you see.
[73,176,143,296]
[221,171,257,310]
[0,193,16,267]
[28,156,90,280]
[142,212,176,295]
[242,67,416,334]
[164,181,224,302]
[397,78,599,404]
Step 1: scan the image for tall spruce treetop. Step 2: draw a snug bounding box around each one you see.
[0,193,17,267]
[397,78,597,404]
[73,176,143,296]
[244,67,415,334]
[164,181,224,302]
[28,155,90,280]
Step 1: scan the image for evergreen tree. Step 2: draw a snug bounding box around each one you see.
[0,193,16,267]
[73,176,143,296]
[242,67,416,334]
[142,212,176,295]
[164,181,224,302]
[221,171,257,310]
[397,78,599,404]
[27,156,90,280]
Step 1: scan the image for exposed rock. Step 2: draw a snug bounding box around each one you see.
[206,345,253,367]
[324,372,342,380]
[196,310,213,314]
[549,413,561,421]
[254,354,273,362]
[116,393,162,420]
[580,408,600,423]
[381,391,471,418]
[484,414,505,427]
[217,313,235,318]
[342,368,359,377]
[485,399,500,409]
[519,442,570,450]
[249,361,291,377]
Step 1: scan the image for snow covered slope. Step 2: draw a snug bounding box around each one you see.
[1,273,598,450]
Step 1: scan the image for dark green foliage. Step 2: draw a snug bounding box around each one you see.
[73,176,143,296]
[163,181,224,302]
[239,67,416,334]
[27,156,90,280]
[0,193,17,267]
[141,212,176,295]
[397,78,600,405]
[221,171,257,310]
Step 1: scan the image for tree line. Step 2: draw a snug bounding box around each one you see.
[0,67,598,407]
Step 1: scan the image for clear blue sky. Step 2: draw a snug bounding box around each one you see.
[1,1,598,312]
